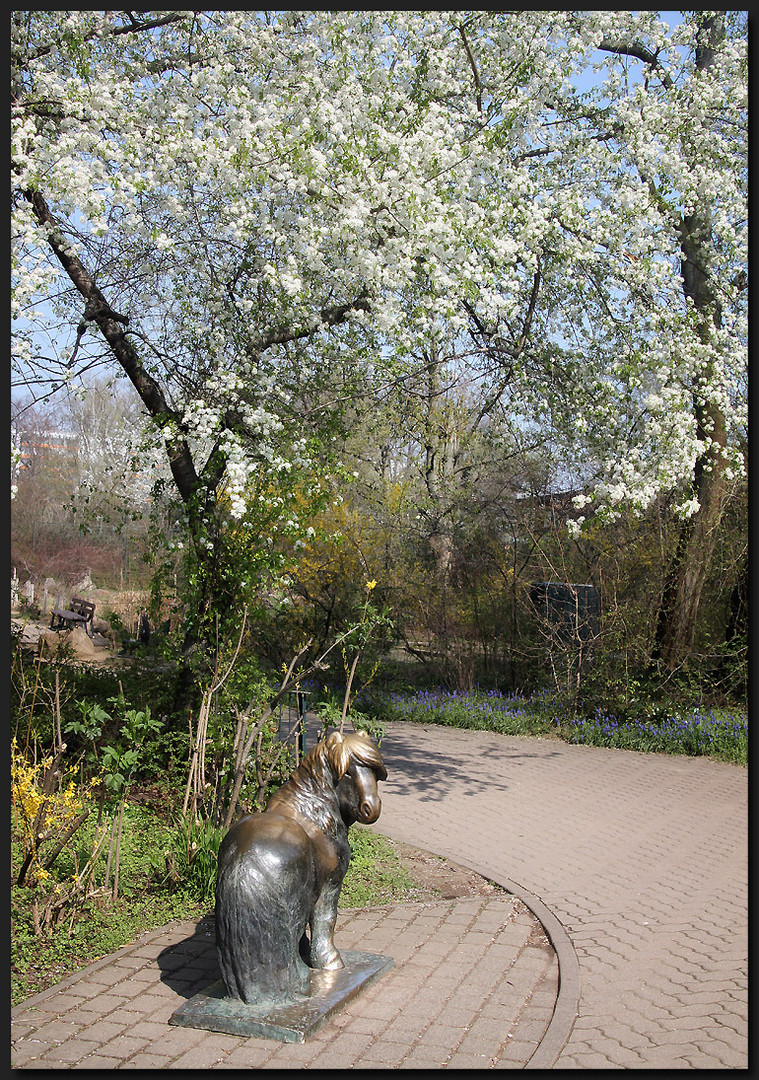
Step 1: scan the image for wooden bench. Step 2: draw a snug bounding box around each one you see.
[49,596,96,636]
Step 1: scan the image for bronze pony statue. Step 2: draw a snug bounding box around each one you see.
[215,729,387,1004]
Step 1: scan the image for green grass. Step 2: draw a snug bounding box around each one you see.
[11,805,420,1007]
[340,826,417,908]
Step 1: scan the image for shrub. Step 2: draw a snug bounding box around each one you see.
[158,814,225,902]
[11,738,100,891]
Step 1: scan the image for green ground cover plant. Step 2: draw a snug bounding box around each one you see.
[11,799,206,1006]
[361,686,747,766]
[341,827,417,908]
[563,705,747,763]
[11,797,416,1007]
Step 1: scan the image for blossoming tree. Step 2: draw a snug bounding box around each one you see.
[12,11,746,668]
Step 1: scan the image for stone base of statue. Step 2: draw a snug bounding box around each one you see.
[169,950,394,1042]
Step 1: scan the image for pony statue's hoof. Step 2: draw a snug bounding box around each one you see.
[312,948,344,971]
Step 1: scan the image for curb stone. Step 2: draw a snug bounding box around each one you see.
[387,844,580,1070]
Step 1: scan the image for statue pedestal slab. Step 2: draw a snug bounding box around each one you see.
[169,950,394,1042]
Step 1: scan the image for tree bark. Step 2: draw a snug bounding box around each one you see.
[650,13,730,671]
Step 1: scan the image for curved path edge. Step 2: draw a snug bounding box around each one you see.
[380,834,580,1070]
[492,874,580,1069]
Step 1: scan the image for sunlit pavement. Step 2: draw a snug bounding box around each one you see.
[377,721,748,1069]
[11,721,747,1069]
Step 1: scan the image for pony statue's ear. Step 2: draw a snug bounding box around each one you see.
[324,731,350,780]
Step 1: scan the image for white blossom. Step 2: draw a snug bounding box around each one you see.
[10,10,746,522]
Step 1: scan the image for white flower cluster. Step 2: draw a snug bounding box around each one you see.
[10,10,746,525]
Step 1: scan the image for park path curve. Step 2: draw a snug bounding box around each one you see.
[375,720,748,1069]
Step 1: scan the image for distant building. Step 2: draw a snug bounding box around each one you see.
[15,429,77,467]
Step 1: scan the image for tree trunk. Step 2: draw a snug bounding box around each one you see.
[651,447,726,668]
[25,185,232,705]
[651,13,729,671]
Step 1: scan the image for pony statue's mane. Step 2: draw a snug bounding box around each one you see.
[306,730,386,782]
[266,730,386,835]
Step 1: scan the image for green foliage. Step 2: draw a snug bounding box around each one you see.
[10,783,181,978]
[11,831,207,1007]
[315,686,386,746]
[103,698,164,795]
[12,641,180,779]
[11,889,206,1006]
[157,814,225,902]
[153,456,340,662]
[68,700,111,746]
[64,691,164,796]
[340,827,417,908]
[363,685,557,737]
[10,803,418,1007]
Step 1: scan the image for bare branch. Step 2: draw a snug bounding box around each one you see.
[247,293,372,356]
[518,259,541,353]
[596,36,673,90]
[16,11,190,68]
[23,186,201,503]
[457,24,482,113]
[115,12,190,36]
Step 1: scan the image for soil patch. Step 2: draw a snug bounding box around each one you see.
[386,838,506,901]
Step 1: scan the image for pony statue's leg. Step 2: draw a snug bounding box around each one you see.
[306,879,344,969]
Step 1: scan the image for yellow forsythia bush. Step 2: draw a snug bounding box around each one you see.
[11,739,95,888]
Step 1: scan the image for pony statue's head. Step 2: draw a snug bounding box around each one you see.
[269,729,387,830]
[316,729,387,784]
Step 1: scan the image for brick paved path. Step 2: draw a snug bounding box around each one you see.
[11,721,747,1069]
[376,721,748,1069]
[11,895,558,1069]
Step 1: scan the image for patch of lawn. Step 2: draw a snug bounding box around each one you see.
[340,826,418,908]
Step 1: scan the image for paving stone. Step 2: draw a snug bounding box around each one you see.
[446,1050,494,1069]
[75,1053,130,1069]
[217,1042,277,1067]
[10,721,746,1070]
[398,1046,450,1068]
[169,1042,235,1068]
[35,1038,104,1064]
[493,1035,536,1065]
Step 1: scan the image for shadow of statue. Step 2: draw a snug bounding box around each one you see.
[157,913,220,1000]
